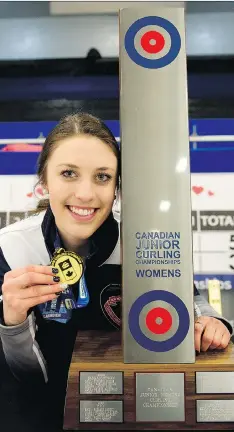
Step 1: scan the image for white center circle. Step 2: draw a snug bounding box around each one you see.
[134,25,171,60]
[139,300,179,342]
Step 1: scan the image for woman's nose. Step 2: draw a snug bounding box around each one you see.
[74,180,94,202]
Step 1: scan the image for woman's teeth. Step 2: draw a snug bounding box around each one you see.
[69,206,95,216]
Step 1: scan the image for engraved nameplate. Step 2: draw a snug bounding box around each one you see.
[136,373,185,422]
[197,400,234,422]
[79,371,123,395]
[196,372,234,393]
[79,400,123,423]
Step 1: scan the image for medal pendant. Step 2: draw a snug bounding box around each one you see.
[51,248,83,285]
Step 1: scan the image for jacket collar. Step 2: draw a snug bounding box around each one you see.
[41,206,119,267]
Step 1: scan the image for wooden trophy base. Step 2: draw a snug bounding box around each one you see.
[64,330,234,430]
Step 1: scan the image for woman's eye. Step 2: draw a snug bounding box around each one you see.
[97,173,112,182]
[61,170,76,178]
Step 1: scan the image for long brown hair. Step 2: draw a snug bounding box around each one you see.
[35,112,120,212]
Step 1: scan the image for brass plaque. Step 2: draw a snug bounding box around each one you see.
[79,371,123,394]
[136,373,185,422]
[197,400,234,422]
[196,371,234,394]
[79,400,123,423]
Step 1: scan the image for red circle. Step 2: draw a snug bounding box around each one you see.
[146,307,172,335]
[140,30,165,54]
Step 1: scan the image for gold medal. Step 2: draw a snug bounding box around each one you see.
[51,248,83,285]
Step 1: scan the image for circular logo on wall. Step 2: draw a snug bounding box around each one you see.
[128,290,190,352]
[124,16,181,69]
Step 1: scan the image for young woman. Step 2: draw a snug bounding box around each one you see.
[0,113,232,431]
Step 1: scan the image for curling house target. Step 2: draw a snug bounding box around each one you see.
[128,290,190,352]
[124,16,181,69]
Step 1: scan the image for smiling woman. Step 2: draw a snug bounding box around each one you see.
[0,112,122,431]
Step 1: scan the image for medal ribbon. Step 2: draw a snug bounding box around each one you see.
[38,229,90,323]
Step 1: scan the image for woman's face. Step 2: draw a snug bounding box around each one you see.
[45,135,118,246]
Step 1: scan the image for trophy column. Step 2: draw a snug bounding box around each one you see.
[120,5,195,364]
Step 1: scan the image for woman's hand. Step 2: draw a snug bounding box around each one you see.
[2,265,67,326]
[195,316,231,352]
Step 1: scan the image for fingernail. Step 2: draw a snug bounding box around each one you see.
[59,283,68,291]
[55,292,61,296]
[53,276,60,282]
[52,268,59,274]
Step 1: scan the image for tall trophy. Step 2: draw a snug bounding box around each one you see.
[64,5,234,430]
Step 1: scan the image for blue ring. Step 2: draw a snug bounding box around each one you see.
[128,290,190,352]
[124,16,181,69]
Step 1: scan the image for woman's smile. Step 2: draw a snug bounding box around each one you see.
[66,205,98,222]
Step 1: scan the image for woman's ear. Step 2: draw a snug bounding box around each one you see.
[114,187,121,205]
[114,187,118,201]
[113,187,121,220]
